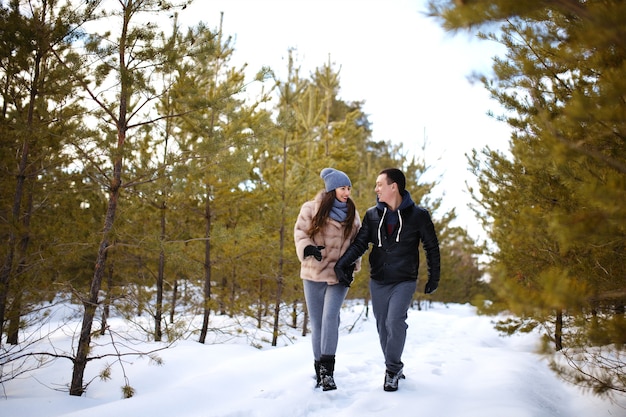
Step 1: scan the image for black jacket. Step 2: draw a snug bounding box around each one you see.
[337,192,440,285]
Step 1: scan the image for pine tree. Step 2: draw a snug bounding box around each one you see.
[428,0,626,395]
[55,0,195,396]
[0,0,90,346]
[160,15,273,344]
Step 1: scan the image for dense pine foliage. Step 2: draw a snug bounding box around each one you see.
[428,0,626,396]
[0,1,483,395]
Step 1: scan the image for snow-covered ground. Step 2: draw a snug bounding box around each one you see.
[2,302,625,417]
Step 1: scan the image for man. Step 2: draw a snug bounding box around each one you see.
[334,168,440,392]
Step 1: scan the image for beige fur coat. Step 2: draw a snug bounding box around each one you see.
[294,192,362,284]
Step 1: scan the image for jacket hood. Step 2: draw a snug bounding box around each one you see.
[376,191,415,211]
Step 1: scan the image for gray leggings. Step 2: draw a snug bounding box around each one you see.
[303,280,349,360]
[370,279,417,374]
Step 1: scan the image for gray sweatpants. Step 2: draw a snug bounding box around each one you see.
[303,280,349,361]
[370,279,417,374]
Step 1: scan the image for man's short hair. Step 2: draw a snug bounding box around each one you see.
[379,168,406,195]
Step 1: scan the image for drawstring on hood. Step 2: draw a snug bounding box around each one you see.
[377,207,387,247]
[376,191,415,247]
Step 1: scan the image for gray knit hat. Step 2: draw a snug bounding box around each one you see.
[320,168,352,192]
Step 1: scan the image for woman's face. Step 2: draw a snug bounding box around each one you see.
[334,186,351,203]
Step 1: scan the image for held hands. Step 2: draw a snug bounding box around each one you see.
[304,245,325,261]
[334,263,355,288]
[424,280,439,294]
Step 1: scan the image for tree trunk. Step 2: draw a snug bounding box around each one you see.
[69,171,122,396]
[220,275,227,316]
[256,279,263,329]
[198,186,212,344]
[169,278,178,324]
[302,300,309,337]
[229,266,236,318]
[555,309,563,351]
[271,134,288,347]
[100,264,113,336]
[155,201,166,342]
[291,300,298,329]
[6,190,34,345]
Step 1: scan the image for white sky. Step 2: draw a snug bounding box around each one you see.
[177,0,513,240]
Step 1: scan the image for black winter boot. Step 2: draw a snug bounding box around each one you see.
[319,355,337,391]
[383,369,405,392]
[314,360,321,388]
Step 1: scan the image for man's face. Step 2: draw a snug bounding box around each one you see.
[375,174,394,205]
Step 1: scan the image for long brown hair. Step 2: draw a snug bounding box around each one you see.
[307,190,356,240]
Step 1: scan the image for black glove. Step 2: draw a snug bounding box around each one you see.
[335,264,355,287]
[304,245,325,261]
[424,280,438,294]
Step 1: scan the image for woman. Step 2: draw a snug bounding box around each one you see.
[294,167,361,391]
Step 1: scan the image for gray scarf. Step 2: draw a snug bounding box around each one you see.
[330,199,348,223]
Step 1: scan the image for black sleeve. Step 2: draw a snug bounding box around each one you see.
[419,208,441,283]
[336,211,372,268]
